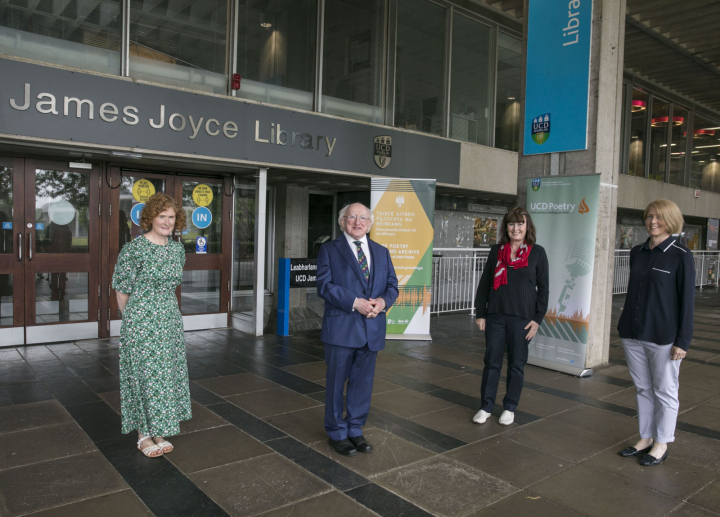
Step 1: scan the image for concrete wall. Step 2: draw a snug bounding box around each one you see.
[618,175,720,220]
[457,142,518,195]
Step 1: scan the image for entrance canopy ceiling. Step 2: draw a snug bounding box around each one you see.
[478,0,720,114]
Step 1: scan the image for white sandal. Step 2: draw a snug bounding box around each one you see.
[153,439,174,453]
[137,437,163,458]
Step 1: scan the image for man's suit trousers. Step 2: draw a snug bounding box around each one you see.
[324,343,377,441]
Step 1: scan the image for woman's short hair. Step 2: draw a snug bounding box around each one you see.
[499,206,536,246]
[644,199,684,235]
[338,203,374,227]
[140,193,187,232]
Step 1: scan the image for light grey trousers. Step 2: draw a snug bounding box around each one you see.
[622,338,681,443]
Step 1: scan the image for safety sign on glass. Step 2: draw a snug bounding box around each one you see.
[2,222,11,230]
[192,207,212,229]
[192,184,213,207]
[132,179,155,202]
[130,203,145,226]
[35,223,44,230]
[196,236,207,254]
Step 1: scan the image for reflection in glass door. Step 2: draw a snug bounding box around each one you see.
[0,157,24,346]
[11,160,102,345]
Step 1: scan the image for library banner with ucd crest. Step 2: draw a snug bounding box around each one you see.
[370,178,435,340]
[527,175,600,374]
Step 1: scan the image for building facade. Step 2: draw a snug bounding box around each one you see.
[0,0,718,352]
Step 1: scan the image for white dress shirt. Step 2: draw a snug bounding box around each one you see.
[343,232,371,271]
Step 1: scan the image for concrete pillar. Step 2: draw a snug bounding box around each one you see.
[273,184,310,309]
[518,0,626,368]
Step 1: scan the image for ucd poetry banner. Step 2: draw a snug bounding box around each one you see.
[527,175,600,374]
[370,178,435,340]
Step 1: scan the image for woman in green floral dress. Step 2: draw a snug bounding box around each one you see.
[112,193,191,458]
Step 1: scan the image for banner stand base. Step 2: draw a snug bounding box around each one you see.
[528,357,592,378]
[386,334,432,341]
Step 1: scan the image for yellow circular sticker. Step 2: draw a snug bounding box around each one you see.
[192,184,214,207]
[132,179,155,202]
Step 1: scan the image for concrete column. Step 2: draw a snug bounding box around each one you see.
[518,0,626,368]
[273,184,310,309]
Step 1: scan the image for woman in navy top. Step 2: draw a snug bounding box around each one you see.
[617,199,695,466]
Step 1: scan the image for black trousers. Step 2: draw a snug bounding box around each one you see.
[480,313,531,412]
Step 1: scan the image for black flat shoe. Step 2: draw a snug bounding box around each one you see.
[639,450,669,466]
[618,445,653,458]
[329,438,357,456]
[348,435,373,453]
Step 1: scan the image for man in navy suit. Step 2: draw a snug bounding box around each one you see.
[317,202,398,456]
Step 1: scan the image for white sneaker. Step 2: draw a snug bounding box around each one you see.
[472,409,490,424]
[499,410,514,426]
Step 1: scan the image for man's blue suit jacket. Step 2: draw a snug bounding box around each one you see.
[317,236,399,352]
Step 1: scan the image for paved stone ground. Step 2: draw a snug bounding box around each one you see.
[1,290,719,517]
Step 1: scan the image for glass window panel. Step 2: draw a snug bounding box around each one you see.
[181,181,222,254]
[233,186,255,303]
[232,185,272,315]
[690,115,720,193]
[494,32,521,151]
[35,169,90,253]
[118,176,166,248]
[0,166,12,255]
[450,14,493,145]
[308,194,334,259]
[35,272,88,323]
[181,270,220,314]
[129,0,228,94]
[0,274,12,326]
[649,98,669,182]
[236,0,316,110]
[321,0,385,123]
[394,0,445,135]
[669,106,688,186]
[628,88,648,177]
[0,0,121,74]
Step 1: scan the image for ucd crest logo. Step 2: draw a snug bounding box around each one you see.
[531,114,551,145]
[374,136,392,169]
[532,178,541,191]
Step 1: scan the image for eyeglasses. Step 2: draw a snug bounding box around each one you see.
[343,215,370,222]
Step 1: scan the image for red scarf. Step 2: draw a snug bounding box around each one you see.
[493,243,532,290]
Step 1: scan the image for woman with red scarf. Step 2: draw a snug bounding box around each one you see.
[472,207,549,426]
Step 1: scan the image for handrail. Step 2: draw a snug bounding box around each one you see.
[430,248,719,314]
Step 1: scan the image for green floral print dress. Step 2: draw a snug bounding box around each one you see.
[112,236,191,436]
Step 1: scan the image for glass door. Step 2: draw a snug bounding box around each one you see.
[23,159,101,344]
[107,169,175,336]
[0,157,24,346]
[106,170,231,335]
[173,176,231,328]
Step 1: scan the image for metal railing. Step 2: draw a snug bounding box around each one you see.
[612,250,720,294]
[431,248,488,315]
[431,248,720,314]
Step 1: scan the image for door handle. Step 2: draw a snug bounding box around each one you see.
[27,232,32,261]
[18,232,22,261]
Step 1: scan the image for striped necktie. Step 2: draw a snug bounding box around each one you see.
[353,241,370,283]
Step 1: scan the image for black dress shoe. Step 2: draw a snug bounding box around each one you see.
[618,445,653,458]
[639,450,669,466]
[329,438,357,456]
[348,435,373,453]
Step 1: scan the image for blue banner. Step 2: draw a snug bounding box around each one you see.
[524,0,593,155]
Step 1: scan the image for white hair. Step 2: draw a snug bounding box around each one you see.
[338,203,374,228]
